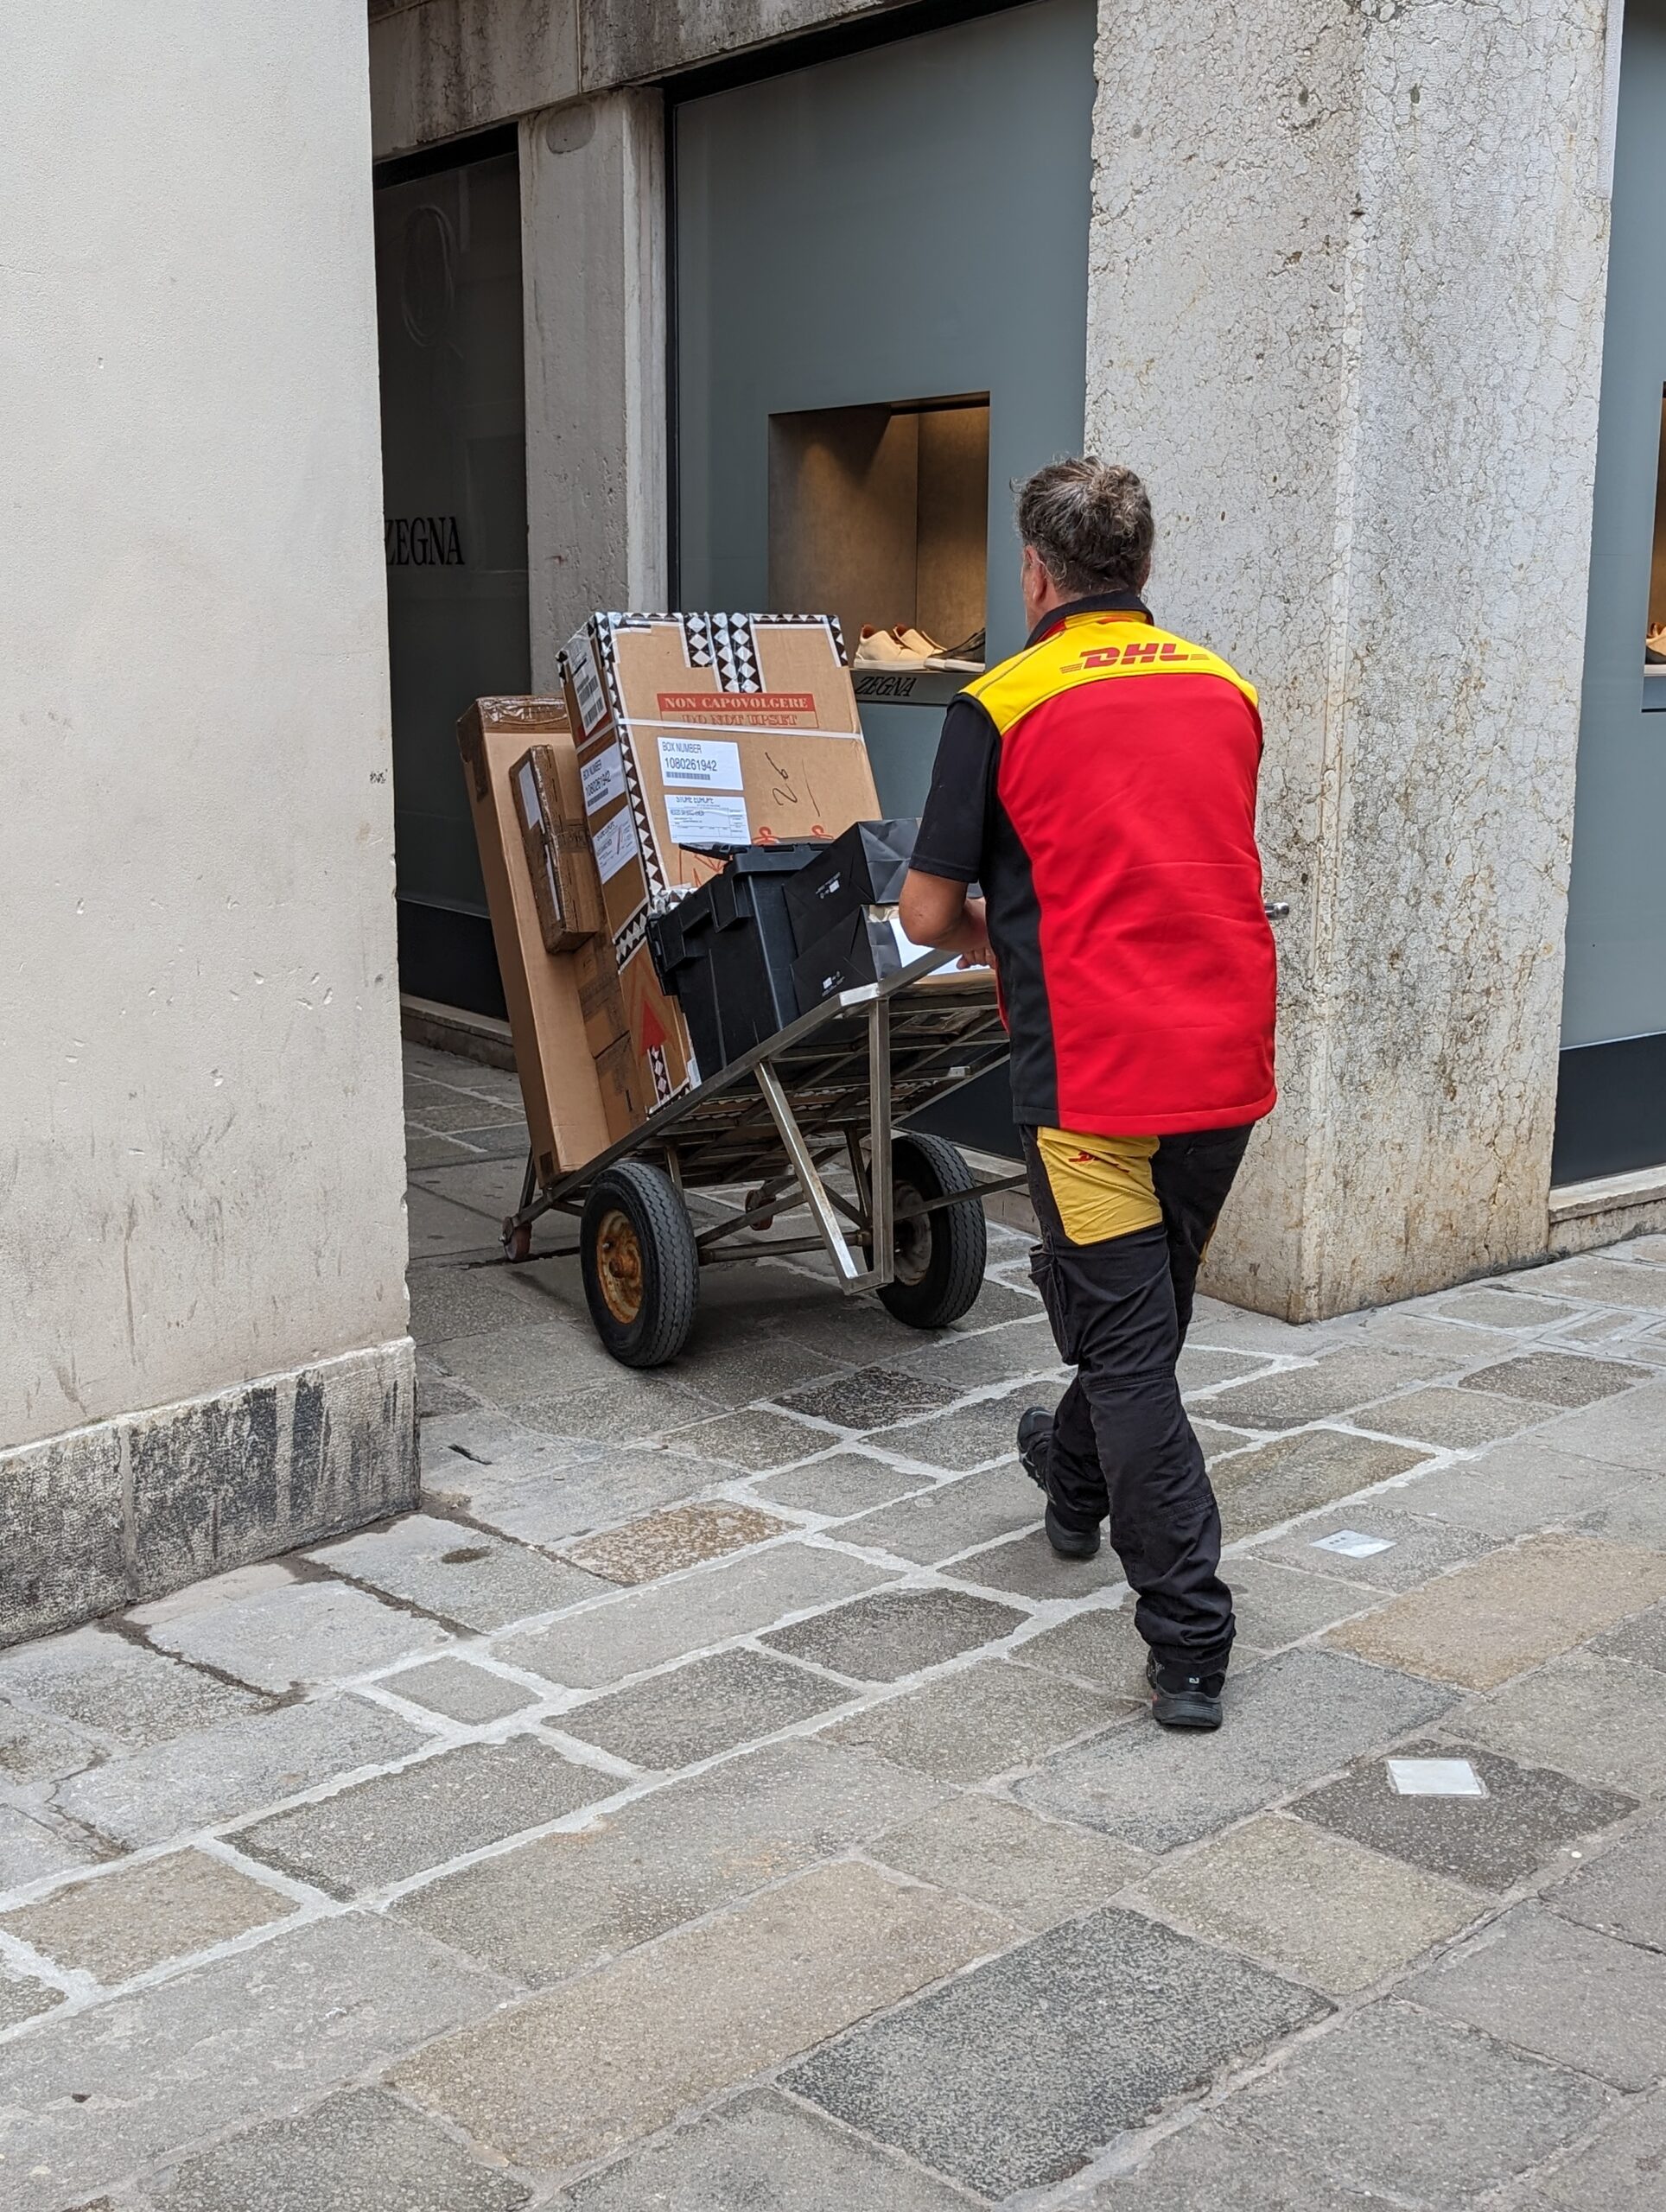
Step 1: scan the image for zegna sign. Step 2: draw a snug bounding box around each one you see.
[385,515,463,567]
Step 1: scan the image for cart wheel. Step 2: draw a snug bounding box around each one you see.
[877,1131,987,1331]
[579,1161,700,1368]
[502,1218,533,1264]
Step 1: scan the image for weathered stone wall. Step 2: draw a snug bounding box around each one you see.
[1089,0,1614,1316]
[2,1,414,1632]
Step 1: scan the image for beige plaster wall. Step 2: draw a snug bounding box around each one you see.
[0,1,409,1450]
[1089,0,1614,1317]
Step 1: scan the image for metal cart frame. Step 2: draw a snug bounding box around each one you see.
[501,956,1019,1313]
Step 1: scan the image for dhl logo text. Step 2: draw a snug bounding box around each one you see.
[1068,642,1196,671]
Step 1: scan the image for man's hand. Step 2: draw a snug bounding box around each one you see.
[898,870,994,969]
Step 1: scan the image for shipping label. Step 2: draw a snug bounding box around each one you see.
[582,742,626,818]
[569,640,608,736]
[592,809,641,883]
[664,791,751,847]
[657,734,742,790]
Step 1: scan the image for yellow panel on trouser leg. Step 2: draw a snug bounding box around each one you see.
[1036,1128,1162,1246]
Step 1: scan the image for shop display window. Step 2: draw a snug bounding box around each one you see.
[768,395,989,679]
[1647,385,1666,710]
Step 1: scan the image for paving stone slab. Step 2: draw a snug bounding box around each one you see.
[1082,2113,1401,2209]
[1294,1737,1637,1892]
[0,1915,512,2212]
[659,1405,832,1471]
[1550,1799,1666,1948]
[379,1656,540,1726]
[1458,1351,1651,1408]
[1409,1903,1666,2090]
[843,1465,1043,1564]
[652,1323,854,1413]
[895,1315,1064,1391]
[865,1382,1063,1473]
[430,1319,656,1408]
[763,1586,1027,1681]
[1519,1254,1666,1309]
[947,1529,1123,1600]
[1539,1375,1666,1475]
[1209,1428,1432,1543]
[0,1630,263,1751]
[2,1848,290,1984]
[1222,2000,1610,2204]
[868,1790,1145,1929]
[144,1578,449,1693]
[832,1658,1130,1783]
[1196,1347,1453,1431]
[1434,1288,1585,1331]
[428,1448,713,1552]
[493,1541,892,1690]
[54,1697,430,1850]
[1324,1531,1666,1688]
[1588,1595,1666,1671]
[1131,1811,1483,1994]
[558,1646,849,1769]
[392,1861,1010,2174]
[1224,1556,1383,1649]
[1252,1506,1496,1591]
[0,1962,63,2030]
[1507,2082,1666,2210]
[312,1513,606,1630]
[1351,1384,1562,1449]
[779,1366,963,1431]
[1016,1648,1456,1853]
[516,1371,723,1446]
[785,1904,1327,2200]
[145,2087,530,2212]
[1575,1474,1666,1550]
[0,1805,103,1894]
[1391,1440,1643,1538]
[1010,1603,1171,1698]
[1451,1651,1666,1796]
[233,1734,611,1897]
[1176,1344,1278,1395]
[418,1404,598,1484]
[0,1697,104,1786]
[553,2086,974,2211]
[397,1738,942,1985]
[749,1452,932,1521]
[406,1261,545,1347]
[561,1500,788,1584]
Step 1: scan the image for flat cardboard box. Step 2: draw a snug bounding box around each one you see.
[560,612,881,954]
[614,938,699,1113]
[594,1034,647,1146]
[511,743,605,953]
[456,696,611,1182]
[575,933,628,1060]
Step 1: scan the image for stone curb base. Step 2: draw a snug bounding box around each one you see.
[0,1339,417,1649]
[1548,1166,1666,1260]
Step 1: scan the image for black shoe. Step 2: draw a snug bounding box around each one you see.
[1016,1408,1100,1560]
[1146,1651,1225,1731]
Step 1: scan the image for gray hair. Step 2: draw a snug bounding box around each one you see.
[1014,458,1154,596]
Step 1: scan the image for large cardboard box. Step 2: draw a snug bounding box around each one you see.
[456,696,612,1183]
[559,612,881,1129]
[510,744,605,954]
[561,612,881,945]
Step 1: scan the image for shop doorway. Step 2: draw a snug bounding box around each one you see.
[671,0,1097,1154]
[1557,1,1666,1181]
[374,130,529,1017]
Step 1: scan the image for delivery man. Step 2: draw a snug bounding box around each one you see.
[898,458,1276,1732]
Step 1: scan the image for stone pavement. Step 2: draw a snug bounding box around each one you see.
[2,1044,1665,2208]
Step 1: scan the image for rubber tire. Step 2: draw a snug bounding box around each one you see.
[877,1131,987,1331]
[579,1161,700,1369]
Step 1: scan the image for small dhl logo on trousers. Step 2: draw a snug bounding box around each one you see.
[1071,641,1196,670]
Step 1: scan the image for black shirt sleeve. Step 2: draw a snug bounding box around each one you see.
[910,696,998,883]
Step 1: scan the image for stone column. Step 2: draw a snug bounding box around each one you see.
[521,90,669,685]
[1087,0,1615,1317]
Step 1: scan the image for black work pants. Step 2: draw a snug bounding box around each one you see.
[1022,1124,1253,1673]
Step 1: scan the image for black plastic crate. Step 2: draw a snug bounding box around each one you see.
[647,844,823,1077]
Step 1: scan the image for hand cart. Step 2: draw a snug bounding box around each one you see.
[499,956,1019,1368]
